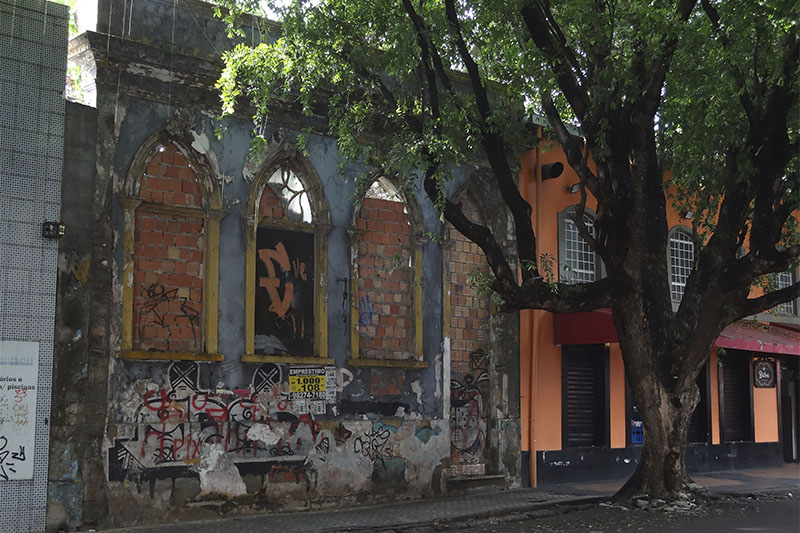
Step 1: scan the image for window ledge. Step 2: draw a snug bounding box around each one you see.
[242,353,334,365]
[349,358,429,369]
[753,312,799,325]
[120,350,224,362]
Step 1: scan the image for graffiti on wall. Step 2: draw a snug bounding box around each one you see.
[108,362,326,483]
[353,421,407,484]
[138,283,201,350]
[358,294,378,335]
[0,341,39,481]
[108,359,442,493]
[255,227,314,357]
[450,349,489,467]
[353,424,392,463]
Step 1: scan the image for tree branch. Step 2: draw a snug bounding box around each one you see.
[700,0,758,127]
[735,281,800,320]
[541,94,599,196]
[507,276,615,312]
[540,0,589,88]
[421,168,517,293]
[637,0,698,117]
[441,0,539,280]
[724,245,800,294]
[520,1,590,121]
[400,0,441,121]
[573,179,602,254]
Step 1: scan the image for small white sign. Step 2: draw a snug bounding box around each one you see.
[309,400,326,415]
[0,341,39,481]
[292,399,308,414]
[325,366,337,404]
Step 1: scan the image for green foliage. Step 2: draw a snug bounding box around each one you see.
[537,253,559,293]
[716,347,727,365]
[387,252,403,275]
[215,0,540,193]
[50,0,79,37]
[215,0,797,313]
[216,1,794,234]
[660,0,799,249]
[520,259,538,275]
[424,231,442,244]
[467,267,496,301]
[49,0,83,101]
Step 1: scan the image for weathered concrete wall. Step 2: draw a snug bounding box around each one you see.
[48,101,104,531]
[47,0,521,529]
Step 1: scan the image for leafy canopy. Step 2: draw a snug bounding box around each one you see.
[216,0,798,309]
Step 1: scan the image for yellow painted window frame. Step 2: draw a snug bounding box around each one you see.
[348,228,428,369]
[442,239,452,342]
[242,170,332,365]
[118,196,223,361]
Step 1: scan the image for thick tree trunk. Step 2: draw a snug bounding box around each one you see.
[614,362,702,500]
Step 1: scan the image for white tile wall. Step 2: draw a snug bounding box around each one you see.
[0,0,67,531]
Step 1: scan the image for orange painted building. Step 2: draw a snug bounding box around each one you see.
[517,138,800,486]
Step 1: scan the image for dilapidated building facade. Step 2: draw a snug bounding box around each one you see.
[46,0,521,529]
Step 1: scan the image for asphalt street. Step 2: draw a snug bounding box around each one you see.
[460,494,799,532]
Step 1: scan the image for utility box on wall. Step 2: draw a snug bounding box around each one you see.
[0,0,68,531]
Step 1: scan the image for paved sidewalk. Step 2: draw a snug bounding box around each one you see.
[102,464,800,532]
[102,488,592,533]
[543,462,800,497]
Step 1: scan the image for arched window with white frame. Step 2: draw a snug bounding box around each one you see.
[668,227,694,303]
[558,206,599,284]
[771,269,797,316]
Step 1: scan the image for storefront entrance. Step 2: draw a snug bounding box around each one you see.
[780,357,799,462]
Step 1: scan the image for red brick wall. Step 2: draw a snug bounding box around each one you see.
[258,184,285,219]
[268,465,305,483]
[447,194,490,377]
[357,197,413,360]
[132,144,205,353]
[448,193,491,469]
[137,144,203,208]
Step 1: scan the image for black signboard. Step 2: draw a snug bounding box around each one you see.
[753,358,775,388]
[254,227,314,357]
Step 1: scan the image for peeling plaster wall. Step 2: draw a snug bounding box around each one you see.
[102,360,451,525]
[48,0,521,529]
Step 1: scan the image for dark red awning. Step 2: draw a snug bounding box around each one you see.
[553,309,618,345]
[714,322,800,356]
[553,310,799,356]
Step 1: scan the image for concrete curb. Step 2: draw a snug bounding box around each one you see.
[97,475,799,532]
[100,492,604,533]
[370,496,608,533]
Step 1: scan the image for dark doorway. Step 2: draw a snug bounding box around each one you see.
[780,357,799,462]
[720,350,753,443]
[562,345,609,448]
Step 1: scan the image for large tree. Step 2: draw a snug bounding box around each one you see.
[216,0,799,498]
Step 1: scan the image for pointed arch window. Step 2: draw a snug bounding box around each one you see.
[243,158,332,364]
[348,177,426,367]
[119,140,222,361]
[444,188,491,469]
[444,189,491,373]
